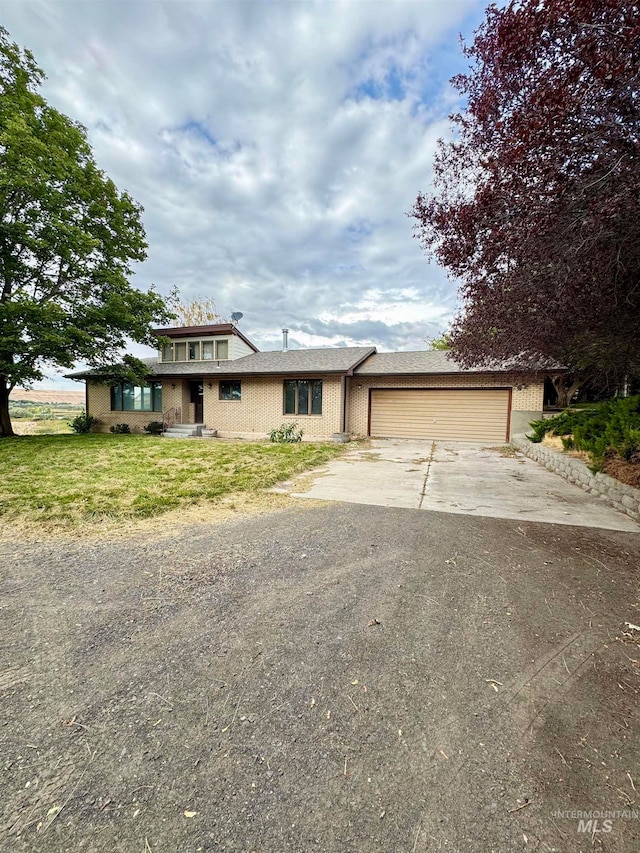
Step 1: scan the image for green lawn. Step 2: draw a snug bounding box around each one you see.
[0,434,344,528]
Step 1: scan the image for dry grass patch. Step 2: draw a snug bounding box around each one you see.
[541,433,591,462]
[485,445,520,458]
[2,491,329,543]
[12,419,73,436]
[0,434,344,536]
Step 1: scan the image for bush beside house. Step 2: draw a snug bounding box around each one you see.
[528,396,640,487]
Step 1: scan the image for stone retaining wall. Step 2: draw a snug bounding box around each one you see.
[511,435,640,524]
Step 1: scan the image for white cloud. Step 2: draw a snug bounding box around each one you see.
[3,0,485,388]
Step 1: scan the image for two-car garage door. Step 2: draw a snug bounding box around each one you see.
[369,389,511,442]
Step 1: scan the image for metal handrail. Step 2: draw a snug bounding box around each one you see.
[162,405,181,433]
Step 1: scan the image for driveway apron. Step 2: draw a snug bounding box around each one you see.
[289,439,639,532]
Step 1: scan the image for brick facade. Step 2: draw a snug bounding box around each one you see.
[203,375,343,438]
[86,383,163,432]
[87,375,344,438]
[87,372,544,440]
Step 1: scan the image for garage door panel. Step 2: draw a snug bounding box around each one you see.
[370,389,510,441]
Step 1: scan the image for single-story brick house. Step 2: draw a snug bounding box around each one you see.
[68,323,553,441]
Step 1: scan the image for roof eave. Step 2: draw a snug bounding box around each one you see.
[356,366,565,377]
[152,324,259,352]
[152,368,354,378]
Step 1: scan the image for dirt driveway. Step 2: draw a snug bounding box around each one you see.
[288,439,639,532]
[2,503,639,852]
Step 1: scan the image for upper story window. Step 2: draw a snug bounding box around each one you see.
[202,340,228,360]
[161,339,230,362]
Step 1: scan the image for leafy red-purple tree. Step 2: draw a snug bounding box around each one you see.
[411,0,640,402]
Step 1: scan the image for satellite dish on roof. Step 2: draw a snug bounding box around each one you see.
[231,311,244,326]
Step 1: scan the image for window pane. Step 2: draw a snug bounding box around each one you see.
[111,385,122,410]
[174,342,186,361]
[152,382,162,412]
[188,341,199,360]
[298,380,309,415]
[139,385,152,411]
[122,383,136,411]
[162,343,173,361]
[216,340,229,360]
[202,342,214,359]
[311,380,322,414]
[219,381,240,400]
[284,381,296,414]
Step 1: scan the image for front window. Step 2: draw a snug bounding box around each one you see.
[174,342,187,361]
[202,341,214,360]
[188,341,200,360]
[161,343,173,362]
[216,340,229,360]
[219,381,241,400]
[283,380,322,415]
[111,382,163,412]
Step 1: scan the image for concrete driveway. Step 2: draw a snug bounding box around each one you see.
[289,439,639,532]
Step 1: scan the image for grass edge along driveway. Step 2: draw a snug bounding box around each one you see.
[0,434,344,530]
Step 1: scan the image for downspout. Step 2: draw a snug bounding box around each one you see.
[85,380,89,417]
[341,375,348,433]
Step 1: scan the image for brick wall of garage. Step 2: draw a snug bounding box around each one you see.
[202,375,344,439]
[347,374,544,437]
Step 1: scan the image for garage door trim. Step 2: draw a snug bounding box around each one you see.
[367,386,513,441]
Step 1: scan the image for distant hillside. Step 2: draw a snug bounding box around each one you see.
[9,389,85,405]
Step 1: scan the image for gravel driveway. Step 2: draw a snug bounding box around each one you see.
[2,503,639,852]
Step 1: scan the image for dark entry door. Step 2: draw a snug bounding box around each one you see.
[190,381,204,423]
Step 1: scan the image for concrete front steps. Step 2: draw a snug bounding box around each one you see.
[163,423,205,438]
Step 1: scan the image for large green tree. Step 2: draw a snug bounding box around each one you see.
[0,28,174,436]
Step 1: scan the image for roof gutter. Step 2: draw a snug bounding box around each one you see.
[354,368,565,378]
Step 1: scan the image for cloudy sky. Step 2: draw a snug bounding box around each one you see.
[4,0,488,386]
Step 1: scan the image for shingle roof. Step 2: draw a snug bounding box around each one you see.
[66,346,376,380]
[65,346,561,382]
[353,350,552,375]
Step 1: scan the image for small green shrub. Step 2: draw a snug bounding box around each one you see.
[269,421,303,443]
[528,396,640,468]
[144,421,164,435]
[110,423,131,434]
[70,412,96,434]
[527,407,597,443]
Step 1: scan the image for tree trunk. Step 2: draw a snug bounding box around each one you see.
[552,375,582,409]
[0,378,15,437]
